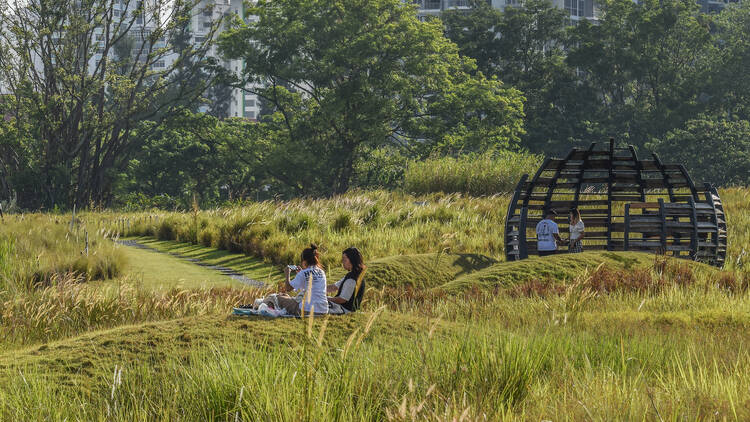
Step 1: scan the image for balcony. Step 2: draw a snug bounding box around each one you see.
[420,0,441,9]
[446,0,471,7]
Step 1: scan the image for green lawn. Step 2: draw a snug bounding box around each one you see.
[1,197,748,420]
[115,240,251,290]
[125,236,282,285]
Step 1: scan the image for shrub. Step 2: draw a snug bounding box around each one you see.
[352,146,408,190]
[403,150,542,196]
[277,212,313,234]
[157,217,179,241]
[198,227,217,247]
[332,212,354,232]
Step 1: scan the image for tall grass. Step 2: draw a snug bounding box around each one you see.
[403,150,542,196]
[0,276,263,348]
[93,187,749,277]
[97,190,511,268]
[722,187,750,273]
[0,220,749,419]
[0,313,552,421]
[0,189,748,420]
[0,215,126,293]
[3,312,750,420]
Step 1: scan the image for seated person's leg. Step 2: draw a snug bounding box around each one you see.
[275,294,300,316]
[327,300,345,315]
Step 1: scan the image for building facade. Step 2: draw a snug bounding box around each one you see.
[414,0,740,20]
[414,0,598,20]
[191,0,260,120]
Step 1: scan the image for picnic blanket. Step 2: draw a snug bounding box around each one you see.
[232,294,348,318]
[232,306,295,318]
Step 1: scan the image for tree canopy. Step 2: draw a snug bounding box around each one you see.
[218,0,525,194]
[0,0,223,208]
[2,0,749,209]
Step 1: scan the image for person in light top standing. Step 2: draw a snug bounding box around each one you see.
[568,207,585,253]
[279,244,329,316]
[536,208,564,256]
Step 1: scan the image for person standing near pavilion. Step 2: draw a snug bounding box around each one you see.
[536,208,564,256]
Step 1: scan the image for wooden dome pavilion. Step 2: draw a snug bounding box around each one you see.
[504,139,727,267]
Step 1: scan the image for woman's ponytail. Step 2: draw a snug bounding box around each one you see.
[302,243,321,267]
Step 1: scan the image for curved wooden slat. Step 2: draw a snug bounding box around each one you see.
[505,141,726,267]
[505,175,528,261]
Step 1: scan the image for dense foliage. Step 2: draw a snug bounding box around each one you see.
[1,0,749,210]
[0,0,225,209]
[442,0,750,185]
[217,0,525,195]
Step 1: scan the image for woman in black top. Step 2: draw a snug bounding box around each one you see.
[327,247,366,314]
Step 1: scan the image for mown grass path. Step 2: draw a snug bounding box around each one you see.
[117,237,280,290]
[119,239,265,287]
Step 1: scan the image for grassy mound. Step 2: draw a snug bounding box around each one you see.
[97,191,511,267]
[0,312,442,388]
[366,252,497,289]
[0,215,126,291]
[440,251,719,292]
[363,251,720,293]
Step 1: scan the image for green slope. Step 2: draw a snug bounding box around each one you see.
[365,252,497,289]
[0,312,444,387]
[440,251,720,292]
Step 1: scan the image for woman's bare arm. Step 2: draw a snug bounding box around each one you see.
[282,266,293,292]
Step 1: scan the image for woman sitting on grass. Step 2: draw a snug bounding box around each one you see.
[568,207,585,253]
[268,244,329,316]
[327,247,367,315]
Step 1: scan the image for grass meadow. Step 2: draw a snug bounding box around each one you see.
[0,188,748,420]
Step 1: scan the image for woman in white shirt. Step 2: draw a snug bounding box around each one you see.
[277,244,329,316]
[327,247,366,314]
[568,208,585,253]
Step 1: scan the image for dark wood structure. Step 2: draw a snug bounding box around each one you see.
[505,139,727,267]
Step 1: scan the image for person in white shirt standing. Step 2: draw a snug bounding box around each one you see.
[568,207,585,253]
[536,208,564,257]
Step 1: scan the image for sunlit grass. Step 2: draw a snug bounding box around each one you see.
[0,214,126,293]
[0,188,748,420]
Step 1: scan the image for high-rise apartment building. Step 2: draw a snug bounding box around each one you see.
[414,0,740,21]
[696,0,740,13]
[414,0,598,20]
[0,0,261,120]
[191,0,260,119]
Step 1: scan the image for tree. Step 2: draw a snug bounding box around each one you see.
[443,0,591,155]
[441,0,503,77]
[649,118,750,186]
[567,0,713,147]
[709,2,750,120]
[0,0,225,208]
[113,111,269,207]
[219,0,525,195]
